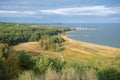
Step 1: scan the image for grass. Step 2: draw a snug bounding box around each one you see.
[13,35,120,62]
[13,42,61,58]
[62,35,120,60]
[15,68,97,80]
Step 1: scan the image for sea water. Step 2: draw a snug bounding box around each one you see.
[68,23,120,48]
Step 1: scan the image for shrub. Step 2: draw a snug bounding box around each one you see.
[52,36,65,43]
[33,56,49,74]
[97,67,120,80]
[48,58,66,72]
[17,51,34,70]
[2,54,20,79]
[0,43,9,60]
[0,59,4,80]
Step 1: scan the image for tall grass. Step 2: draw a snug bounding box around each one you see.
[15,68,97,80]
[14,71,41,80]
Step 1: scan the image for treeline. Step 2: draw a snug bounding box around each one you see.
[0,22,71,45]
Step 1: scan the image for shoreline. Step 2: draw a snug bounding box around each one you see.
[62,32,120,50]
[62,35,120,57]
[68,36,120,49]
[63,30,120,49]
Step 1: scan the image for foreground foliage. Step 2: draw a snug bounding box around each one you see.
[97,67,120,80]
[0,50,120,80]
[15,71,41,80]
[2,54,20,79]
[17,51,34,70]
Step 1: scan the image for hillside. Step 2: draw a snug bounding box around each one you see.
[13,35,120,61]
[13,42,61,58]
[62,36,120,61]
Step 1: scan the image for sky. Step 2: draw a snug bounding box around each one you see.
[0,0,120,23]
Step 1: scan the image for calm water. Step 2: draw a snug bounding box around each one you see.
[40,23,120,48]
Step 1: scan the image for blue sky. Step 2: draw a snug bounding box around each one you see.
[0,0,120,23]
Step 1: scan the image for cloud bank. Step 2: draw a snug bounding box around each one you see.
[0,6,120,17]
[40,6,120,16]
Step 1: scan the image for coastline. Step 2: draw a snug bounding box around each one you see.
[62,36,120,59]
[61,32,120,58]
[63,35,120,50]
[64,29,120,49]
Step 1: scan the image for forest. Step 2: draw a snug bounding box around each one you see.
[0,22,120,80]
[0,22,71,45]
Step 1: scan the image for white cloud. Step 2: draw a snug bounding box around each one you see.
[40,6,120,16]
[0,10,35,15]
[0,6,120,18]
[0,11,17,14]
[0,10,37,18]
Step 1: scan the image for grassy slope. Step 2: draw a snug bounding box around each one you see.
[13,35,120,61]
[13,42,61,58]
[62,36,120,61]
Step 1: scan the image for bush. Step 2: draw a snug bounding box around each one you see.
[48,58,66,72]
[97,67,120,80]
[17,51,34,70]
[0,43,9,60]
[2,54,20,79]
[33,56,49,74]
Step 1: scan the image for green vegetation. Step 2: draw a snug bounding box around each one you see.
[0,43,9,60]
[15,71,41,80]
[48,58,66,72]
[0,22,120,80]
[2,54,20,79]
[17,51,34,70]
[33,55,50,74]
[40,36,65,52]
[0,48,120,80]
[97,67,120,80]
[0,22,71,45]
